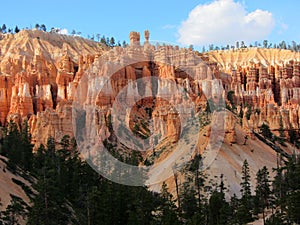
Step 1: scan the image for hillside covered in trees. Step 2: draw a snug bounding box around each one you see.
[0,119,299,225]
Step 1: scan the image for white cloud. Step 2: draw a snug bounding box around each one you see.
[178,0,275,46]
[58,28,68,35]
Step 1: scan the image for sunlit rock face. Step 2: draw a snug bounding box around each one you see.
[1,29,300,149]
[207,48,300,136]
[0,29,102,147]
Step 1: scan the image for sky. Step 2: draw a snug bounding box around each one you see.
[2,0,300,48]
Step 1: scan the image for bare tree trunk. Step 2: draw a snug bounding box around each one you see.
[174,171,181,209]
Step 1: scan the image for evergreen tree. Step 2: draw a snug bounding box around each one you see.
[255,166,271,223]
[261,123,272,139]
[229,194,239,224]
[237,159,253,224]
[109,37,115,47]
[1,195,28,225]
[1,120,33,171]
[14,26,20,33]
[3,120,21,172]
[28,137,73,225]
[40,24,46,32]
[100,36,106,45]
[1,24,7,33]
[272,165,287,214]
[208,175,230,225]
[180,154,207,224]
[270,155,300,224]
[155,182,180,225]
[285,155,300,223]
[20,120,33,171]
[208,191,229,225]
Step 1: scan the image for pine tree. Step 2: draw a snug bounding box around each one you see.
[229,194,239,224]
[28,137,72,225]
[1,195,28,224]
[285,155,300,223]
[180,154,207,224]
[2,120,33,172]
[1,24,7,33]
[3,120,21,172]
[208,176,230,225]
[209,191,229,225]
[14,26,20,33]
[109,37,115,47]
[40,24,46,32]
[261,123,272,139]
[237,159,253,224]
[156,182,180,225]
[20,120,33,171]
[255,166,271,223]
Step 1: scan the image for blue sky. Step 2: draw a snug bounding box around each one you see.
[2,0,299,47]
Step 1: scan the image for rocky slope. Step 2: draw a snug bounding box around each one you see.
[0,156,33,212]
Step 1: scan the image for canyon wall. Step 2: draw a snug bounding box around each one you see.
[208,49,300,135]
[0,30,102,147]
[0,30,299,148]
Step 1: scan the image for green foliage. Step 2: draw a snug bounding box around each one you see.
[265,211,286,225]
[1,120,33,172]
[254,166,271,222]
[179,154,208,224]
[1,195,29,225]
[26,135,161,225]
[40,24,46,32]
[237,159,253,224]
[208,176,230,225]
[271,155,300,224]
[288,129,298,145]
[227,90,235,108]
[208,191,230,225]
[109,37,115,47]
[2,119,300,225]
[1,24,7,33]
[153,182,180,225]
[14,26,20,33]
[261,123,273,139]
